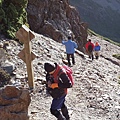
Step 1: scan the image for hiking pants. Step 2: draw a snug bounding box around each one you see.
[94,51,100,59]
[50,95,69,119]
[67,53,75,66]
[87,51,94,60]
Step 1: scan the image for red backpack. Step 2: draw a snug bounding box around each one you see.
[61,65,74,86]
[53,65,74,87]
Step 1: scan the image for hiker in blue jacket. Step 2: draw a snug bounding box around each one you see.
[62,36,78,66]
[94,42,101,59]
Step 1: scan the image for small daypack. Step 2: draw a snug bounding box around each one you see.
[61,65,74,86]
[88,44,93,52]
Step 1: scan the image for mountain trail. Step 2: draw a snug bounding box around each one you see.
[0,33,119,120]
[28,34,120,120]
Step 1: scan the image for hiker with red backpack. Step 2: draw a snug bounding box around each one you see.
[44,62,73,120]
[85,39,94,60]
[62,36,78,66]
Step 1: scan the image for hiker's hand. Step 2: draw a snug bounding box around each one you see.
[47,81,52,88]
[50,83,58,89]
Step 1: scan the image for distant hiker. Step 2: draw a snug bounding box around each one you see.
[62,36,78,66]
[44,62,72,120]
[85,39,94,60]
[94,42,101,59]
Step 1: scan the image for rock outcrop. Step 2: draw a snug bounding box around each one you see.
[27,0,88,51]
[0,86,31,120]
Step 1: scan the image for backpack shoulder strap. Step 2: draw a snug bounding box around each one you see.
[52,65,63,83]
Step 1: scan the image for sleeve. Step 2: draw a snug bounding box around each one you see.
[45,73,50,88]
[46,73,51,82]
[46,73,54,84]
[85,43,88,50]
[58,73,72,88]
[45,73,51,94]
[74,42,78,48]
[99,46,101,50]
[92,43,95,49]
[62,40,66,45]
[45,73,55,95]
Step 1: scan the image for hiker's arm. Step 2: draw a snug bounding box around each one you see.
[62,40,67,45]
[85,43,88,50]
[74,42,78,48]
[46,74,54,87]
[92,44,95,49]
[58,73,72,88]
[99,46,101,50]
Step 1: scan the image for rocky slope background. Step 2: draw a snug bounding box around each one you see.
[70,0,120,43]
[0,32,120,120]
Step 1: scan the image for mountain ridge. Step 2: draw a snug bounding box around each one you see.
[70,0,120,43]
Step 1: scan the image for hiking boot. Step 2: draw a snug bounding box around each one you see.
[61,106,70,120]
[73,62,75,65]
[57,114,66,120]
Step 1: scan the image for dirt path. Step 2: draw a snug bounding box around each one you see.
[29,49,120,120]
[1,33,119,120]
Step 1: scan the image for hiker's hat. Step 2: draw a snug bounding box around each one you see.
[95,42,99,46]
[68,36,71,39]
[88,39,91,42]
[44,62,56,73]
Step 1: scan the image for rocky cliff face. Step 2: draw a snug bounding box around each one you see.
[0,86,31,120]
[27,0,88,51]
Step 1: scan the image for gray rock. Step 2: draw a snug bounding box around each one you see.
[1,60,15,74]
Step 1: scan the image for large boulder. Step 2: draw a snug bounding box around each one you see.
[27,0,88,51]
[0,86,31,120]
